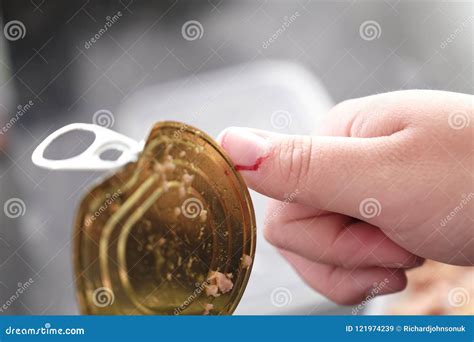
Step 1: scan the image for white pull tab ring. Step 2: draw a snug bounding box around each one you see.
[32,123,144,171]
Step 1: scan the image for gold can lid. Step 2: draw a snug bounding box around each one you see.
[73,121,256,315]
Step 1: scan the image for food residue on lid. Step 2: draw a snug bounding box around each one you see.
[203,303,214,315]
[241,254,252,268]
[153,161,164,173]
[182,173,194,187]
[204,284,220,297]
[208,271,233,294]
[163,156,176,173]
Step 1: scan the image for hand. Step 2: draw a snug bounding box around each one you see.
[217,90,473,305]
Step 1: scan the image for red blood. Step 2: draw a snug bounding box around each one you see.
[220,134,268,172]
[234,156,266,171]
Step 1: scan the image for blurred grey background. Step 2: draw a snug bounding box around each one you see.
[0,0,472,314]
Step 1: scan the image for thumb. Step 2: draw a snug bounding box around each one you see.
[217,127,398,220]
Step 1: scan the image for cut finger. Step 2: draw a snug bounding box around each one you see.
[217,127,404,221]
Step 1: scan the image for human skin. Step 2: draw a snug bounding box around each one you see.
[217,90,473,305]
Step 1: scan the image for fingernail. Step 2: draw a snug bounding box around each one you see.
[217,127,271,171]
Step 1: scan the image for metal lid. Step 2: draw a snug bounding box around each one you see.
[73,121,256,315]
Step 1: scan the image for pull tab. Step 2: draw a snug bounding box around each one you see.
[32,123,144,171]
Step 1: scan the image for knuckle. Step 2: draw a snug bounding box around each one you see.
[324,267,366,305]
[263,224,280,247]
[329,97,365,121]
[263,200,287,247]
[262,225,273,243]
[263,219,290,250]
[330,98,357,115]
[276,136,314,191]
[329,95,384,138]
[263,215,280,245]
